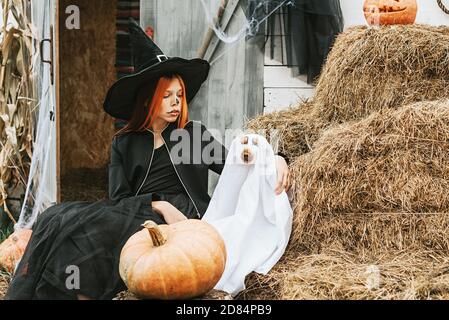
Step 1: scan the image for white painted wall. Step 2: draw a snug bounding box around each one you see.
[264,0,449,114]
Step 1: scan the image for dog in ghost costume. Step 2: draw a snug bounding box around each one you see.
[202,133,293,297]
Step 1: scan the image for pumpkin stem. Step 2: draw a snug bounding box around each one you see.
[141,220,167,247]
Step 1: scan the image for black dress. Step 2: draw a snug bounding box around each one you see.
[140,144,198,220]
[5,143,197,300]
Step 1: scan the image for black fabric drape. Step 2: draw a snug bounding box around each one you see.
[244,0,344,84]
[283,0,344,84]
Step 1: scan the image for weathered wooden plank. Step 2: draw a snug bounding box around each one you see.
[203,0,241,61]
[188,78,209,123]
[139,0,157,31]
[206,54,227,195]
[186,0,214,123]
[225,7,246,131]
[244,18,265,122]
[187,0,211,123]
[198,0,229,59]
[207,6,253,195]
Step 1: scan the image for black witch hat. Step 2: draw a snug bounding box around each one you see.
[103,18,210,121]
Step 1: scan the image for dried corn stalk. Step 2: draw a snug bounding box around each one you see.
[0,0,35,225]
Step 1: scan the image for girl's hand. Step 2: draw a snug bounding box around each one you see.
[274,155,290,195]
[152,201,188,224]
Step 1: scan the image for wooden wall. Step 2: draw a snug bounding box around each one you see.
[59,0,117,175]
[140,0,265,194]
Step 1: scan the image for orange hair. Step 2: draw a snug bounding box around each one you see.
[115,74,189,137]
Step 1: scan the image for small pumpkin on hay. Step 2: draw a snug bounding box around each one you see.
[364,0,418,25]
[119,219,226,299]
[0,229,32,274]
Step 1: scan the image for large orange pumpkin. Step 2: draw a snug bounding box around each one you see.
[364,0,418,26]
[119,220,226,299]
[0,229,32,273]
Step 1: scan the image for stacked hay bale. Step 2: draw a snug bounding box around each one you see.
[292,101,449,249]
[245,25,449,160]
[314,25,449,123]
[274,249,449,300]
[241,25,449,300]
[242,101,449,300]
[245,100,324,158]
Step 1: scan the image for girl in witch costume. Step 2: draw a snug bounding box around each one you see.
[5,19,290,300]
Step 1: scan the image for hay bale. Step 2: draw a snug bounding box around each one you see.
[244,25,449,159]
[298,213,449,254]
[238,249,301,300]
[241,249,449,300]
[276,249,449,300]
[291,100,449,244]
[244,100,324,160]
[242,25,449,300]
[314,25,449,123]
[243,100,449,300]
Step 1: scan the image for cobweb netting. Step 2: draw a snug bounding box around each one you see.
[15,0,57,231]
[200,0,294,65]
[200,0,344,82]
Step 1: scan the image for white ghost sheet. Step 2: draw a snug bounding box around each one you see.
[202,133,293,296]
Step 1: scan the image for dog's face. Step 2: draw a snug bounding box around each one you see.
[240,135,259,165]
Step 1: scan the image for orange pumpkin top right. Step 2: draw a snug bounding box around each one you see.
[364,0,418,26]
